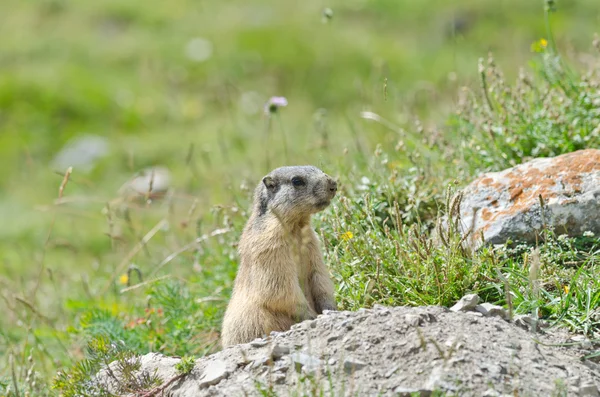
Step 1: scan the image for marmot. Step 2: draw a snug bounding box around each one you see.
[221,165,337,347]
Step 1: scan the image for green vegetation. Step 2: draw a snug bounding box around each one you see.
[1,0,599,395]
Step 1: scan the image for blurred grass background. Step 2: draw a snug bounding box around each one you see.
[1,0,599,390]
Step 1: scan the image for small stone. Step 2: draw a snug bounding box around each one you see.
[513,314,537,330]
[249,356,270,369]
[271,344,290,360]
[250,339,268,347]
[404,314,421,326]
[385,365,399,378]
[570,335,594,350]
[198,359,229,388]
[579,382,600,396]
[322,309,334,315]
[345,341,361,351]
[343,357,367,374]
[475,303,509,320]
[272,372,287,384]
[291,353,322,376]
[466,311,483,317]
[482,389,501,397]
[328,358,337,366]
[394,386,432,397]
[450,294,480,312]
[327,334,341,343]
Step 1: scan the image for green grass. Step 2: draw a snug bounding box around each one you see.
[1,0,600,395]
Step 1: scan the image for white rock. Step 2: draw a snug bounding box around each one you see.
[456,149,600,247]
[198,359,229,388]
[475,303,509,320]
[450,294,480,312]
[290,353,322,375]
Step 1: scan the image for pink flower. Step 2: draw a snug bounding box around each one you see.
[264,96,288,115]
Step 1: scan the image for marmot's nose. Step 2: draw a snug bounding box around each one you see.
[327,178,338,193]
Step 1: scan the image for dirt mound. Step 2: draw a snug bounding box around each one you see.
[100,306,600,396]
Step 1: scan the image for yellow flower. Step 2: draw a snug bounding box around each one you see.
[531,38,548,53]
[563,285,570,294]
[341,231,354,241]
[119,274,129,285]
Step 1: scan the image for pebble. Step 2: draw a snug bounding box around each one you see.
[198,360,229,388]
[250,339,268,347]
[475,303,509,320]
[450,294,480,312]
[290,353,322,376]
[343,357,367,374]
[271,343,290,360]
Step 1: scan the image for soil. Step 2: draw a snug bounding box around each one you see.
[102,305,600,396]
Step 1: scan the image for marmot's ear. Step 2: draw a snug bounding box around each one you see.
[262,176,276,190]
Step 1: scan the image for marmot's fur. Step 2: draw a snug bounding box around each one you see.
[221,165,337,347]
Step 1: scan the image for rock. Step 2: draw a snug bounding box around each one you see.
[94,306,600,396]
[249,339,268,347]
[457,149,600,247]
[385,365,399,378]
[569,335,594,350]
[475,303,509,320]
[450,294,480,312]
[198,359,229,388]
[290,353,322,375]
[249,356,270,369]
[394,386,432,396]
[343,357,367,373]
[270,372,287,385]
[271,343,290,360]
[53,134,109,172]
[119,166,171,199]
[513,314,537,330]
[579,382,600,396]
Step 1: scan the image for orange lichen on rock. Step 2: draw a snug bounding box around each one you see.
[459,149,600,246]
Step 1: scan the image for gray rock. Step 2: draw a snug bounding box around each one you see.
[95,306,600,396]
[250,339,268,347]
[450,294,480,312]
[271,343,290,360]
[270,372,287,385]
[249,356,270,369]
[53,134,109,172]
[343,357,367,373]
[456,149,600,247]
[513,314,537,330]
[198,359,229,388]
[394,386,432,396]
[290,353,322,375]
[579,382,600,396]
[119,166,171,199]
[475,303,509,320]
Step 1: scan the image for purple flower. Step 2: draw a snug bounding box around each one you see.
[264,96,288,115]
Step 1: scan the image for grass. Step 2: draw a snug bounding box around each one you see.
[1,0,600,395]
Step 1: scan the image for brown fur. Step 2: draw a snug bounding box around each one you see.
[221,166,337,347]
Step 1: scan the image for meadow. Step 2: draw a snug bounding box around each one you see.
[1,0,600,395]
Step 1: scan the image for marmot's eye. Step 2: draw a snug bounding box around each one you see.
[291,176,305,187]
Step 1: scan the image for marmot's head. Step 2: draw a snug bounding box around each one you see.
[255,165,337,224]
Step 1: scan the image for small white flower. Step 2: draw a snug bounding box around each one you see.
[583,231,595,237]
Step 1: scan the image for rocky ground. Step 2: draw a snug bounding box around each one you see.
[100,303,600,397]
